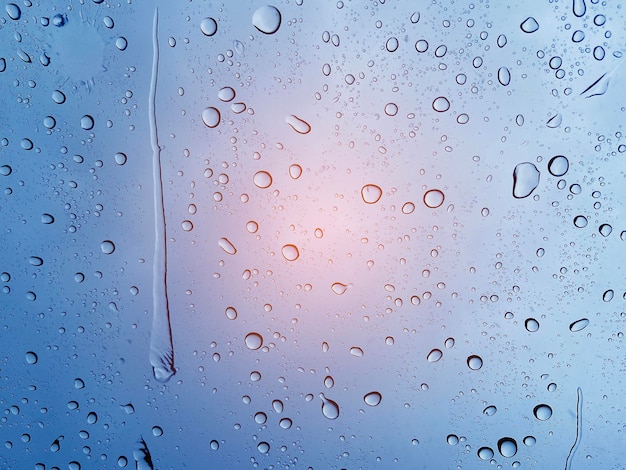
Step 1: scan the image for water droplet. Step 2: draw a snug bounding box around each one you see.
[225,306,237,320]
[573,0,586,16]
[361,184,382,204]
[103,16,114,28]
[52,90,66,104]
[253,170,273,189]
[114,152,127,165]
[444,337,455,349]
[28,256,43,266]
[364,391,382,406]
[572,30,585,43]
[272,399,284,413]
[115,37,128,51]
[533,404,553,421]
[181,220,193,232]
[520,17,539,33]
[497,34,508,47]
[410,12,421,23]
[525,318,540,332]
[423,189,445,208]
[218,87,235,102]
[0,58,5,73]
[117,456,128,467]
[447,434,459,445]
[350,346,364,357]
[151,426,163,437]
[547,155,569,176]
[218,237,237,255]
[415,39,428,52]
[202,107,220,128]
[478,447,494,460]
[427,348,443,363]
[498,437,518,458]
[432,96,450,112]
[333,282,349,295]
[257,441,270,453]
[209,440,219,450]
[467,355,483,370]
[200,17,218,36]
[132,437,153,469]
[5,3,21,20]
[320,393,340,420]
[41,213,55,224]
[245,332,263,350]
[401,202,415,214]
[100,240,115,254]
[0,165,12,176]
[43,116,56,129]
[253,5,282,34]
[603,289,614,302]
[573,215,588,228]
[285,114,311,134]
[21,138,33,150]
[498,67,511,86]
[289,164,302,179]
[279,417,292,429]
[523,435,537,446]
[569,318,589,332]
[80,115,94,130]
[281,244,300,261]
[246,221,259,233]
[599,224,612,237]
[546,113,562,128]
[483,405,497,416]
[385,37,399,52]
[25,351,38,364]
[512,162,540,198]
[87,412,98,424]
[384,102,398,116]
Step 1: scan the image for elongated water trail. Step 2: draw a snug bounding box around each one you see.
[564,387,583,470]
[148,7,175,383]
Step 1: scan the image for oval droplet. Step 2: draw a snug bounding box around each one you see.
[5,3,21,20]
[364,391,382,407]
[28,256,43,266]
[520,17,539,33]
[218,237,237,255]
[402,202,415,214]
[478,447,494,460]
[546,113,562,128]
[573,0,586,17]
[467,355,483,370]
[115,37,128,51]
[423,189,445,208]
[427,348,443,363]
[569,318,589,332]
[483,405,497,416]
[385,37,399,52]
[100,240,115,254]
[432,96,450,112]
[285,114,311,134]
[252,5,282,34]
[498,437,518,458]
[25,351,38,364]
[497,67,511,86]
[350,346,364,357]
[512,162,540,199]
[253,170,273,189]
[533,404,552,420]
[80,115,94,130]
[279,417,292,429]
[324,375,334,388]
[200,17,218,36]
[52,90,66,104]
[218,86,235,102]
[289,164,302,179]
[525,318,540,332]
[225,306,238,320]
[320,393,340,420]
[202,107,220,128]
[361,184,382,204]
[548,155,569,176]
[281,244,300,261]
[244,332,263,350]
[272,399,284,413]
[603,289,614,302]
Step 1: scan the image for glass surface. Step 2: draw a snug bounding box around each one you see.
[0,0,625,468]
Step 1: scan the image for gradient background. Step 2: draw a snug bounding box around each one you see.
[1,0,625,468]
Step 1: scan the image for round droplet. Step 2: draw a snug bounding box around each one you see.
[599,224,612,237]
[43,116,56,129]
[74,272,85,283]
[281,244,299,261]
[253,5,282,34]
[386,37,399,52]
[320,394,340,420]
[525,318,540,332]
[364,391,382,407]
[200,17,218,36]
[279,418,292,429]
[253,171,272,189]
[523,435,536,446]
[512,162,540,199]
[245,332,263,350]
[25,351,38,364]
[483,405,497,416]
[257,441,270,453]
[5,3,21,20]
[151,426,163,437]
[548,155,569,176]
[384,102,398,116]
[103,16,114,28]
[289,164,302,179]
[520,17,539,33]
[0,165,12,176]
[21,139,33,150]
[423,189,445,208]
[478,447,494,460]
[415,39,428,52]
[573,215,588,228]
[272,399,284,413]
[115,37,128,51]
[569,318,589,332]
[74,378,85,389]
[117,456,128,467]
[331,282,349,295]
[202,107,220,128]
[533,404,552,420]
[181,220,193,232]
[447,434,459,445]
[498,67,511,86]
[225,307,237,320]
[361,184,382,204]
[254,411,267,424]
[210,440,219,450]
[285,114,311,134]
[218,87,235,102]
[432,96,450,112]
[427,348,443,363]
[100,240,115,254]
[498,437,517,458]
[444,337,455,349]
[114,152,127,165]
[246,221,259,233]
[79,115,94,130]
[218,237,237,255]
[467,355,483,370]
[402,202,415,214]
[250,371,261,381]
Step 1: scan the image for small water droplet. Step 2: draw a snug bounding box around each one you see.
[384,102,398,116]
[401,202,415,214]
[573,215,588,228]
[483,405,497,416]
[257,441,270,453]
[115,37,128,51]
[246,221,259,233]
[361,184,382,204]
[225,306,237,320]
[0,165,12,176]
[427,348,443,363]
[525,318,540,332]
[498,437,518,458]
[467,355,483,370]
[285,114,311,134]
[546,113,562,128]
[252,5,282,34]
[218,87,235,102]
[25,351,38,364]
[151,426,163,437]
[114,152,127,165]
[533,404,552,420]
[202,107,220,128]
[100,240,115,254]
[385,37,399,52]
[87,412,98,424]
[218,237,237,255]
[423,189,445,208]
[253,170,273,189]
[210,440,219,450]
[599,224,612,237]
[350,347,364,357]
[548,155,569,176]
[281,244,300,261]
[364,391,382,407]
[52,90,66,104]
[272,399,284,413]
[415,39,429,52]
[319,393,340,420]
[432,96,450,112]
[245,332,263,350]
[279,417,292,429]
[520,17,539,33]
[478,447,494,460]
[569,318,589,332]
[498,67,511,86]
[512,162,540,199]
[200,17,218,36]
[181,220,193,232]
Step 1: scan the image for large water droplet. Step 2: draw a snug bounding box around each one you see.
[252,5,282,34]
[245,332,263,350]
[498,437,518,458]
[202,107,220,128]
[218,237,237,255]
[548,155,569,176]
[25,351,38,364]
[520,17,539,33]
[546,113,562,128]
[80,115,94,130]
[478,447,494,460]
[573,215,588,228]
[254,411,267,424]
[289,164,302,179]
[320,393,340,420]
[427,348,443,363]
[467,355,483,370]
[364,391,382,406]
[200,17,218,37]
[524,318,540,332]
[432,96,450,112]
[218,86,235,102]
[573,0,586,16]
[361,184,382,204]
[512,162,540,198]
[285,114,311,134]
[498,67,511,86]
[599,224,612,237]
[533,404,553,420]
[423,189,445,208]
[100,240,115,254]
[281,244,300,261]
[569,318,589,332]
[5,3,21,20]
[253,170,273,189]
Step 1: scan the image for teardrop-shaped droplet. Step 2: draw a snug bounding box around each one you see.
[320,393,340,420]
[573,0,586,17]
[361,184,382,204]
[364,391,382,407]
[331,282,349,295]
[512,162,540,199]
[520,17,539,33]
[285,114,311,134]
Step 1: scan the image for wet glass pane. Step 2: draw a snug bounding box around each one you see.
[1,0,625,468]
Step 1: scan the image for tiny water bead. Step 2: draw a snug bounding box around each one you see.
[244,332,263,350]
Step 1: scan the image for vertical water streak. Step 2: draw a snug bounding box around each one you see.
[564,387,583,470]
[148,7,175,383]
